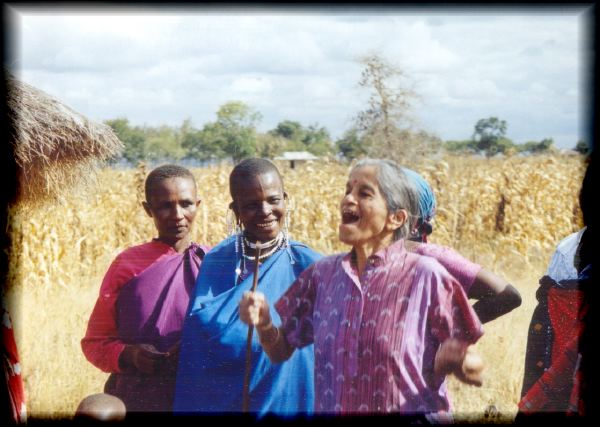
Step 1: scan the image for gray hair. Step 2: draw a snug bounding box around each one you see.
[351,159,419,241]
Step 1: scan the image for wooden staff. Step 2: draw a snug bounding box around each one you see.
[242,242,261,412]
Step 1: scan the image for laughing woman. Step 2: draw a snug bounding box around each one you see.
[239,159,484,418]
[174,158,321,416]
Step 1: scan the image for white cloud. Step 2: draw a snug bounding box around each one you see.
[230,77,273,94]
[6,6,589,148]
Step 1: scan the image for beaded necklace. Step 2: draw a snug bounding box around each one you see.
[242,233,284,261]
[235,231,285,279]
[244,235,280,250]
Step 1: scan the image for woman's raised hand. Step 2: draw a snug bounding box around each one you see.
[239,291,272,329]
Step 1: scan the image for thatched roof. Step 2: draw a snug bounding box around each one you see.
[6,70,123,205]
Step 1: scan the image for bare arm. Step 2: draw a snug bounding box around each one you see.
[255,322,295,364]
[406,241,521,323]
[468,268,522,323]
[239,291,295,363]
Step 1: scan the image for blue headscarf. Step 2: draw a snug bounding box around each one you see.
[402,167,436,242]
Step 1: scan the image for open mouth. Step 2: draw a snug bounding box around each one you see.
[341,210,359,224]
[256,219,278,229]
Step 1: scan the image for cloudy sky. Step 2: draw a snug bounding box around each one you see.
[4,4,593,149]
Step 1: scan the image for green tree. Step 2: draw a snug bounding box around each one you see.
[269,120,304,141]
[144,125,186,161]
[336,127,368,160]
[180,118,201,159]
[186,101,262,163]
[495,137,516,155]
[216,101,261,163]
[445,139,474,153]
[519,138,554,154]
[104,118,146,164]
[574,140,590,155]
[181,128,203,160]
[537,138,554,152]
[301,124,333,156]
[472,117,511,156]
[269,120,334,156]
[255,133,287,158]
[182,122,226,161]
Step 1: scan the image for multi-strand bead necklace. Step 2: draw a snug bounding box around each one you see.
[235,232,285,278]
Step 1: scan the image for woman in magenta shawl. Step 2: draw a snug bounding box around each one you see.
[81,164,209,413]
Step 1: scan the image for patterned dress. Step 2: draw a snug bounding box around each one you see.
[276,239,483,415]
[520,229,584,399]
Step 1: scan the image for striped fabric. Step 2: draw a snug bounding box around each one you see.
[413,243,481,294]
[276,239,483,414]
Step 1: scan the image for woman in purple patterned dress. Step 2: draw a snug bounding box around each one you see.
[239,159,484,417]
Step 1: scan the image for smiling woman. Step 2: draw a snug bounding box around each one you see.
[174,158,322,416]
[339,162,414,276]
[229,163,286,244]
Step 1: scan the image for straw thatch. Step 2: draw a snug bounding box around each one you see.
[6,70,123,205]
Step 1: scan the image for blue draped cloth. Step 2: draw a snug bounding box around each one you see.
[174,236,321,416]
[402,167,436,223]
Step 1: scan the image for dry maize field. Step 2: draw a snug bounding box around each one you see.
[4,154,586,422]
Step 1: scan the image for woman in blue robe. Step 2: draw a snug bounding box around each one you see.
[174,158,321,416]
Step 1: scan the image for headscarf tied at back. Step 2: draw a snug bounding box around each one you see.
[402,167,436,243]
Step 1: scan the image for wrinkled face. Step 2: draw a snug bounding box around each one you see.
[339,166,394,249]
[143,177,200,246]
[232,171,286,243]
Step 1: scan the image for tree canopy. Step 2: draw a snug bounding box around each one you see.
[269,120,334,156]
[472,117,509,156]
[105,103,571,166]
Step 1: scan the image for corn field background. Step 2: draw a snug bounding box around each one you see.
[4,154,586,421]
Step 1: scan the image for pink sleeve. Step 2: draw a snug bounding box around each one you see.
[414,243,482,293]
[275,264,318,349]
[80,257,129,373]
[418,257,484,344]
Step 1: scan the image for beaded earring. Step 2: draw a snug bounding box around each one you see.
[283,196,294,264]
[226,205,245,279]
[283,196,293,248]
[235,233,244,278]
[226,207,237,237]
